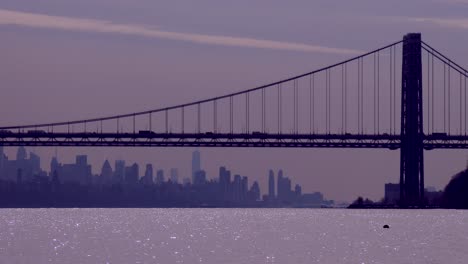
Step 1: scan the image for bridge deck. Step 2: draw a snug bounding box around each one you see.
[0,132,466,149]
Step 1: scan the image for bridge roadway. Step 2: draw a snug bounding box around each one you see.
[0,131,467,149]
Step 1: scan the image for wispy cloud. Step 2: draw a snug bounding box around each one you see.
[409,17,468,30]
[0,9,361,55]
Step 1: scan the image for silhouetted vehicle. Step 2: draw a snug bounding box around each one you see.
[0,130,12,135]
[252,131,266,136]
[27,130,46,134]
[138,130,155,135]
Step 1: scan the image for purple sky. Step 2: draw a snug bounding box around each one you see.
[1,0,468,202]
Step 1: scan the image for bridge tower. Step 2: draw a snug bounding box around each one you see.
[400,33,424,206]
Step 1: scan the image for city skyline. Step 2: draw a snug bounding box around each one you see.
[0,146,324,201]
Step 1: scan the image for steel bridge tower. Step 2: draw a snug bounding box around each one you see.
[400,33,424,206]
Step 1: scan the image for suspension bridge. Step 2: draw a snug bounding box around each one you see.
[1,33,467,206]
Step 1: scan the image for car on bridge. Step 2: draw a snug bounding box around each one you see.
[0,130,13,135]
[138,130,156,135]
[27,130,46,135]
[432,132,447,137]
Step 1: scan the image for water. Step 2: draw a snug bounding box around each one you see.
[0,209,467,263]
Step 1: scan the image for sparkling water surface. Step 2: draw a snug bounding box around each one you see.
[0,209,467,263]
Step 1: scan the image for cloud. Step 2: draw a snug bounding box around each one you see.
[409,17,468,30]
[0,9,361,55]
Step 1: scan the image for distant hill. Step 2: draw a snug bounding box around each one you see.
[442,169,468,209]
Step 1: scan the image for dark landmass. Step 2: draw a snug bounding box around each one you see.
[349,168,468,209]
[442,169,468,209]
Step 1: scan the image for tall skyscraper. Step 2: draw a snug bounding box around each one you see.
[100,160,113,185]
[268,170,275,200]
[124,163,139,184]
[156,169,165,184]
[141,164,153,185]
[194,170,206,185]
[16,146,27,161]
[250,181,261,201]
[170,168,178,183]
[114,160,125,183]
[76,155,87,167]
[192,150,201,183]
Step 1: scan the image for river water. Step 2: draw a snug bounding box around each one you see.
[0,209,466,263]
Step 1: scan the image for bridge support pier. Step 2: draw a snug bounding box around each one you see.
[400,33,424,206]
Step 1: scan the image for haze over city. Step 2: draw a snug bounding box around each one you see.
[2,0,468,202]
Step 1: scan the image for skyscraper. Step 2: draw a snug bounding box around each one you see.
[114,160,125,183]
[194,170,206,185]
[156,169,165,184]
[268,170,275,200]
[100,160,113,185]
[192,150,201,183]
[141,164,153,185]
[170,168,178,183]
[124,163,139,184]
[16,146,27,161]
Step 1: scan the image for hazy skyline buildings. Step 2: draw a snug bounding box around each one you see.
[192,150,201,184]
[268,170,275,200]
[0,146,332,207]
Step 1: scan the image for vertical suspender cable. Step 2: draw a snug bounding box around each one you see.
[165,110,168,133]
[444,64,446,132]
[149,113,152,132]
[358,59,361,134]
[197,104,201,133]
[310,75,312,134]
[427,52,431,134]
[448,63,451,135]
[344,64,347,133]
[377,51,380,135]
[432,53,434,134]
[214,100,217,133]
[390,47,393,134]
[181,107,185,133]
[460,74,463,134]
[230,97,233,134]
[342,64,345,134]
[313,76,315,133]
